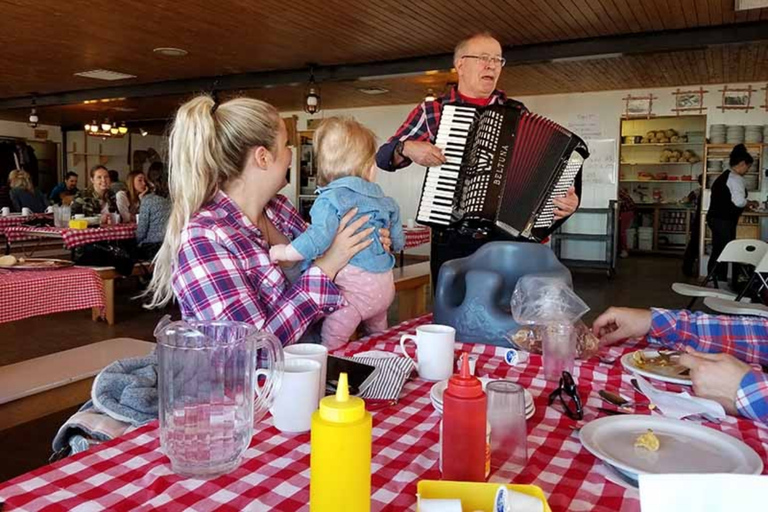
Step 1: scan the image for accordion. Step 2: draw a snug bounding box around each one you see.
[416,102,589,241]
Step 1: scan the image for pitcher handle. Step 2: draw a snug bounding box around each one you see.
[251,332,284,422]
[399,334,417,365]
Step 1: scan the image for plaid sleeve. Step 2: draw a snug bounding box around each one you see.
[175,229,343,346]
[648,308,768,366]
[735,370,768,424]
[375,101,434,171]
[273,194,308,239]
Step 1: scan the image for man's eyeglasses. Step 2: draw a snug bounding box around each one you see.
[548,371,583,420]
[461,54,506,67]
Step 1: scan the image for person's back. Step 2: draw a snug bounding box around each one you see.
[707,170,745,223]
[136,193,171,245]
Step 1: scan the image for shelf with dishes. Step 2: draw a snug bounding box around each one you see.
[620,180,698,183]
[621,143,703,147]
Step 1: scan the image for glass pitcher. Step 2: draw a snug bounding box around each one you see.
[154,316,284,477]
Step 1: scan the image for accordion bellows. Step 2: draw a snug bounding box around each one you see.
[417,102,589,241]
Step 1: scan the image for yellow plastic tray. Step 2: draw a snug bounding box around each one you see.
[417,480,551,512]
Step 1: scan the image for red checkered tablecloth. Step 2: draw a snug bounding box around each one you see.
[403,226,430,249]
[0,213,52,232]
[0,315,766,511]
[4,224,137,250]
[0,267,105,324]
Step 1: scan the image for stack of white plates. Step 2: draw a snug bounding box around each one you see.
[726,125,745,144]
[745,125,763,143]
[709,124,726,144]
[745,175,759,191]
[430,377,535,419]
[707,159,723,172]
[763,125,768,141]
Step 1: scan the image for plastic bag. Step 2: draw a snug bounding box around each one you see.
[510,275,590,325]
[506,320,600,359]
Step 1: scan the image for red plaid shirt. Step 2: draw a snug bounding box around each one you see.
[376,86,511,171]
[172,191,344,345]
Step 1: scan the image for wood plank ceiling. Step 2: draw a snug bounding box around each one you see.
[0,0,767,125]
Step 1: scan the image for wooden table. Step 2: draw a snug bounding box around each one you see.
[393,261,430,322]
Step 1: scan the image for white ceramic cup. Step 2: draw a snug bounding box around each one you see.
[406,218,415,229]
[399,324,455,381]
[21,207,32,216]
[257,358,320,433]
[1,207,9,216]
[284,343,328,402]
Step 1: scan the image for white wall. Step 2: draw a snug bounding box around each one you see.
[284,81,768,259]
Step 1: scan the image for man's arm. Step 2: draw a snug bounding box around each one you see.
[376,101,435,172]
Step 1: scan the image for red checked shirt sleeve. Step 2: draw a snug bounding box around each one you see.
[735,370,768,424]
[647,308,768,366]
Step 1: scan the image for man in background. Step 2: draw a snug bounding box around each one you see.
[49,171,79,205]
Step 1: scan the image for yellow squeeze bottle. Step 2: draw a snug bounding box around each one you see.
[310,372,372,512]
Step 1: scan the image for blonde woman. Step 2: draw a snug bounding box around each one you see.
[270,117,405,349]
[145,96,386,346]
[116,170,149,223]
[9,170,47,213]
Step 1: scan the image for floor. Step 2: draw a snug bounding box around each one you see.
[0,254,695,483]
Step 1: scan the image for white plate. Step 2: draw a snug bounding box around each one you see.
[621,350,692,386]
[580,415,763,477]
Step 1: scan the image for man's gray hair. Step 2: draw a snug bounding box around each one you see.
[453,32,499,66]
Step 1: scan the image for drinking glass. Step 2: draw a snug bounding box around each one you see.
[542,322,576,381]
[486,380,527,471]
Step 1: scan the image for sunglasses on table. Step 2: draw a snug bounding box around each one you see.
[548,371,583,421]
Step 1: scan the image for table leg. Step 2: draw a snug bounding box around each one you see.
[397,284,427,323]
[399,250,404,268]
[93,278,115,325]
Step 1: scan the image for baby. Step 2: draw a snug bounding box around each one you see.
[270,117,405,349]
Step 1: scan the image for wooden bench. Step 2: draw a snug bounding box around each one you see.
[0,338,155,431]
[89,262,153,325]
[393,261,431,322]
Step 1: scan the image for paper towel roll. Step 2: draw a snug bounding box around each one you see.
[417,497,463,512]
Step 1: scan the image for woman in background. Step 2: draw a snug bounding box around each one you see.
[135,166,170,260]
[116,171,149,223]
[9,170,47,213]
[70,165,118,218]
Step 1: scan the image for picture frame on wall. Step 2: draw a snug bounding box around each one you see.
[719,85,755,112]
[622,94,656,119]
[671,88,707,115]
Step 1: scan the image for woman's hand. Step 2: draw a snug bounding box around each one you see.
[315,209,374,280]
[379,227,392,253]
[591,307,652,346]
[679,348,751,415]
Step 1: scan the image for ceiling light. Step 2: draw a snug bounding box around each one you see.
[735,0,768,10]
[101,119,111,131]
[110,122,119,135]
[139,128,148,137]
[74,69,137,81]
[424,89,437,102]
[28,103,38,128]
[84,123,91,131]
[118,122,128,135]
[357,87,389,95]
[153,47,189,57]
[89,120,99,133]
[304,65,321,115]
[551,53,623,63]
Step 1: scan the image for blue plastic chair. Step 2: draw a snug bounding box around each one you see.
[433,241,572,346]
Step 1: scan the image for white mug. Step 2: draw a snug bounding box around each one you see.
[399,324,455,381]
[406,218,415,229]
[257,358,320,433]
[1,207,9,216]
[284,343,328,402]
[21,207,32,216]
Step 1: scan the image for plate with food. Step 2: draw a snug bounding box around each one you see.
[580,415,763,478]
[0,255,74,270]
[621,349,692,386]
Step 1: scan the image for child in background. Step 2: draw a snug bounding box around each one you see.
[270,117,405,349]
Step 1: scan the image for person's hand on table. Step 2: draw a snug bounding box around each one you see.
[402,141,446,167]
[679,348,751,415]
[379,227,392,253]
[591,307,652,346]
[553,187,579,219]
[315,208,373,280]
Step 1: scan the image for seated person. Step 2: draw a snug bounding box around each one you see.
[9,170,47,213]
[116,171,149,223]
[135,171,170,260]
[71,165,118,218]
[270,117,405,349]
[49,171,79,205]
[592,307,767,424]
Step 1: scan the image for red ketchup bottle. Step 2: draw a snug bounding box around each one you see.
[441,352,487,481]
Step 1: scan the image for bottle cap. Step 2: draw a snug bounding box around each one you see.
[446,352,483,399]
[319,372,366,423]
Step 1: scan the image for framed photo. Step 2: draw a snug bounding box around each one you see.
[622,94,656,119]
[719,86,754,112]
[671,88,707,115]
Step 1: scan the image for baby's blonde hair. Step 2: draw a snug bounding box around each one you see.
[314,117,377,187]
[144,94,280,308]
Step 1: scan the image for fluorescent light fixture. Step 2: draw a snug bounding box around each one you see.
[357,87,390,95]
[74,69,137,81]
[357,71,432,81]
[153,47,188,57]
[551,52,623,63]
[735,0,768,10]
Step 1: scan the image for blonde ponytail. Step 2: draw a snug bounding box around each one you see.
[144,94,280,308]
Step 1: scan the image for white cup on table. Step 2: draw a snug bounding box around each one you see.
[406,218,415,229]
[284,343,328,401]
[21,207,32,216]
[1,207,9,216]
[399,324,455,381]
[257,358,320,433]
